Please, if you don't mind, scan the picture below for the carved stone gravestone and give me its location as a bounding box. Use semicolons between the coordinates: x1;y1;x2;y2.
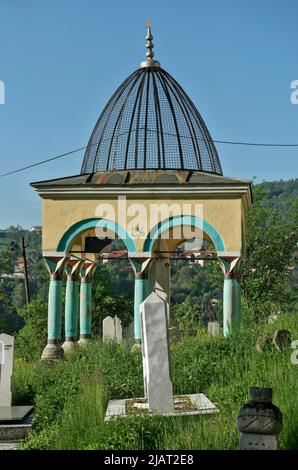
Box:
208;321;220;337
256;336;273;352
0;334;14;407
141;292;174;413
273;329;291;352
237;387;283;450
103;316;122;343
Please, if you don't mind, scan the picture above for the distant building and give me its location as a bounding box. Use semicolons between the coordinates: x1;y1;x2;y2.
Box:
30;225;42;233
15;257;33;274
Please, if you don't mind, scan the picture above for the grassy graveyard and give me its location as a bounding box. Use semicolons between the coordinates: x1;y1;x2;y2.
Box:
12;310;298;450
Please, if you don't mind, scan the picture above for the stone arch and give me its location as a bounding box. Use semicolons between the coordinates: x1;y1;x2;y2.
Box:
57;217;137;253
143;215;225;253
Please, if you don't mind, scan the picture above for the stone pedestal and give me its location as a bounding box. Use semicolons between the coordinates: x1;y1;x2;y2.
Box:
237;387;283;450
41;340;64;360
78;334;92;346
62;338;78;353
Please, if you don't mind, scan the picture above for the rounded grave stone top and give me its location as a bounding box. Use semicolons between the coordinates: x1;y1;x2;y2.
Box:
249;387;273;403
272;329;291;352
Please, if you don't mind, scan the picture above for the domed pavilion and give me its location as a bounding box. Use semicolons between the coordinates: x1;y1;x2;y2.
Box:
31;25;252;359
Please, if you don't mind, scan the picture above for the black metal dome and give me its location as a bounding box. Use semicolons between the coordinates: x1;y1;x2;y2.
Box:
81;33;222;175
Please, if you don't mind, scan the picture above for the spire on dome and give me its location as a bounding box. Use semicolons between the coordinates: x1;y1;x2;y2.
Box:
140;19;160;68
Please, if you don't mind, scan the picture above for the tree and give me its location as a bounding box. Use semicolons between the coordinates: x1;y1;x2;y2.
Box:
241;185;298;322
92;264;133;332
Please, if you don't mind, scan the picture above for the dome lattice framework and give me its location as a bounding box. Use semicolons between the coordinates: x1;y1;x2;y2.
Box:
81;27;222;175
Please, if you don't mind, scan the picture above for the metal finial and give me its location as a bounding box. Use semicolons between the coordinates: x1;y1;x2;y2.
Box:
140;19;160;68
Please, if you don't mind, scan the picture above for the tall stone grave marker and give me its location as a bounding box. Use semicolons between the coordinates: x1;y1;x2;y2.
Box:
0;334;14;407
103;316;122;343
141;292;174;413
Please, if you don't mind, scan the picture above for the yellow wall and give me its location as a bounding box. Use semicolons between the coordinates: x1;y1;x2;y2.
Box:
42;195;244;253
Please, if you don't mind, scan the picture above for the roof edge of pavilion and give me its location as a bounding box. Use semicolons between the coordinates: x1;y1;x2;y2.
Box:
31;170;253;212
30;170;252;188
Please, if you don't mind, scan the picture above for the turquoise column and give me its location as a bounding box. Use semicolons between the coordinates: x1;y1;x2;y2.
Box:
235;279;241;324
79;279;92;339
223;275;241;337
41;269;65;360
134;277;150;340
62;274;80;352
48;275;63;341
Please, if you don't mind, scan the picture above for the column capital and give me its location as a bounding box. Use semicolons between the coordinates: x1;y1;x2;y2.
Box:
129;254;153;279
80;261;98;283
218;255;242;280
65;258;85;281
43;254;69;280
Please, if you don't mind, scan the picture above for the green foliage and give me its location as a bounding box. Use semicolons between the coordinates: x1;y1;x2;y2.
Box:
241;184;298;322
173;300;205;335
171;261;222;326
255;178;298;217
15;312;298;450
92;264;133;329
15;298;48;360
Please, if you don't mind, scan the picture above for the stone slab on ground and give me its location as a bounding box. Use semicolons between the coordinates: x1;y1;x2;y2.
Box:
104;393;219;421
0;409;33;442
0;441;19;450
0;406;34;424
0;422;32;441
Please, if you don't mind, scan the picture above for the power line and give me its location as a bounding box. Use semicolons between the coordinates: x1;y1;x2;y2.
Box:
0;146;86;178
213;140;298;147
0;138;298;179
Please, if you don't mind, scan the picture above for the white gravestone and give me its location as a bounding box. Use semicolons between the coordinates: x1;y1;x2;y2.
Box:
208;321;220;337
124;321;134;340
141;292;174;413
0;334;14;407
103;316;122;343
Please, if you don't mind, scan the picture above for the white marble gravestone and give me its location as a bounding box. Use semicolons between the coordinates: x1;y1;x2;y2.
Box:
208;321;220;337
103;316;122;343
0;334;14;407
141;292;174;413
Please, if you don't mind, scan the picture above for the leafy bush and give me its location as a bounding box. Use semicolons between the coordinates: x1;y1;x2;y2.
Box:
15;298;48;360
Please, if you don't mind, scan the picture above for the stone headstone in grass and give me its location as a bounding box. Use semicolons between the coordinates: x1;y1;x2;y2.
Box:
237;387;283;450
0;334;14;407
102;316;122;343
141;292;174;413
256;336;273;352
124;321;134;340
208;321;221;337
168;326;180;343
272;329;291;352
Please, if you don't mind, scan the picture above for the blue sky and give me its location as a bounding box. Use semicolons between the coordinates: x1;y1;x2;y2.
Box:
0;0;297;228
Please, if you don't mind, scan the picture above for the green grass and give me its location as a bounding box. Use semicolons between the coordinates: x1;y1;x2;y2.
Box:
15;313;298;450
